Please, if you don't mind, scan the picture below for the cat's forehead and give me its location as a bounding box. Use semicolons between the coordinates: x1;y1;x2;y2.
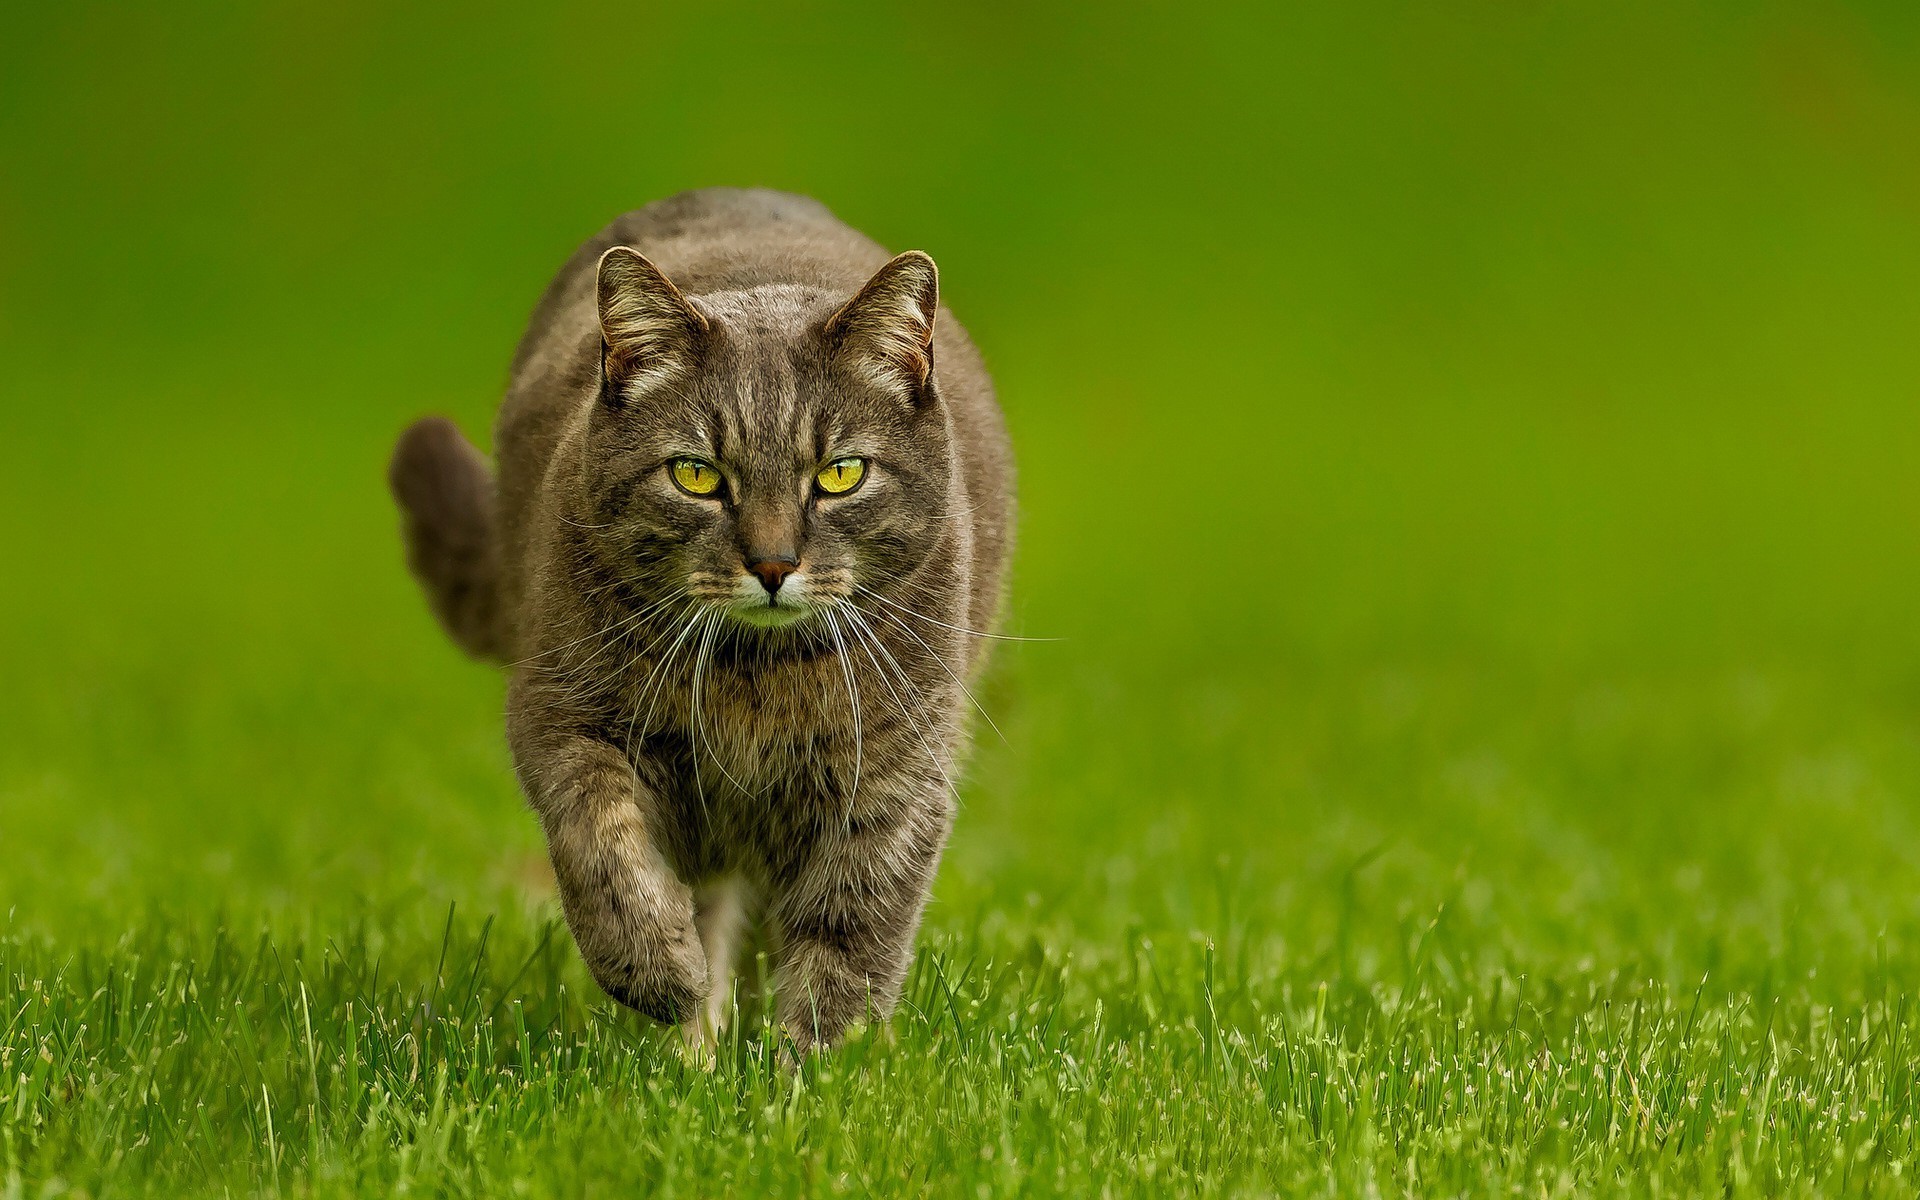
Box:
693;284;859;452
698;283;837;339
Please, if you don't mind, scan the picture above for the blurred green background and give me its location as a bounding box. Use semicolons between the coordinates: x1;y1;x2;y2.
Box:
9;0;1920;979
8;0;1920;963
6;2;1920;1191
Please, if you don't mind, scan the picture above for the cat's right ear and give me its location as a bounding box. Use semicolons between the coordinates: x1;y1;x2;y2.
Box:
596;247;708;404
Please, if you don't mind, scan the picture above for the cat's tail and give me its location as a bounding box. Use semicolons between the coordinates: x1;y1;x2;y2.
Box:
389;417;507;664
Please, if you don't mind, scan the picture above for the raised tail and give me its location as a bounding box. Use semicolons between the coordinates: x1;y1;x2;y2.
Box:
389;416;506;663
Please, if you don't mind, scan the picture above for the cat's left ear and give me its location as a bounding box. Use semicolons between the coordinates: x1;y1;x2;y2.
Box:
826;251;939;397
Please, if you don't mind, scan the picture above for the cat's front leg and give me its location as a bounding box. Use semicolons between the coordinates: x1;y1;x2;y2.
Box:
769;775;953;1053
507;693;708;1023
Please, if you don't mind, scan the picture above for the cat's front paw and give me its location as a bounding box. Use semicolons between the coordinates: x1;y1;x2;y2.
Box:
581;920;710;1023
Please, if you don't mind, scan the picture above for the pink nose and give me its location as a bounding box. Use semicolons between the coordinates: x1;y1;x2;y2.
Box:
746;558;797;596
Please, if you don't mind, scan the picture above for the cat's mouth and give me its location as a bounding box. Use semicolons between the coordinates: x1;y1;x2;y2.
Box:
728;598;812;630
718;565;846;631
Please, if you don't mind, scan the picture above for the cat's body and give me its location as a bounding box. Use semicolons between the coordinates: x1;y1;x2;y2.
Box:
391;189;1013;1052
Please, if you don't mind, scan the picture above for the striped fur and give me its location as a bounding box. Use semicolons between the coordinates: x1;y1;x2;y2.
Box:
391;189;1014;1055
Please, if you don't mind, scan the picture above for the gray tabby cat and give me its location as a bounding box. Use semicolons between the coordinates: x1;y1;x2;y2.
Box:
389;188;1014;1055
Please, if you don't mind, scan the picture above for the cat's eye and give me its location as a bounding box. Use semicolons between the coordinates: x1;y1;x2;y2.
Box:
815;457;867;496
670;458;723;497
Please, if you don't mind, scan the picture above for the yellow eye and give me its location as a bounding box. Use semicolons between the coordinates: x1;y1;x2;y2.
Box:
816;457;867;495
670;458;722;497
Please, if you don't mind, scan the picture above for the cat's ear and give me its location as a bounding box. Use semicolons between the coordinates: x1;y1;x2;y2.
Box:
825;251;939;396
596;246;708;403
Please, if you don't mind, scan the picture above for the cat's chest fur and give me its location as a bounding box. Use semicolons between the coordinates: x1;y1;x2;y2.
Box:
615;647;857;847
658;655;850;789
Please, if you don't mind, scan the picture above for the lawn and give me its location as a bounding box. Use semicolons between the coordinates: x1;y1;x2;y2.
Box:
7;3;1920;1196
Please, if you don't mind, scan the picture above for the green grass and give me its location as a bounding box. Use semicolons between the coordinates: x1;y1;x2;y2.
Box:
8;2;1920;1195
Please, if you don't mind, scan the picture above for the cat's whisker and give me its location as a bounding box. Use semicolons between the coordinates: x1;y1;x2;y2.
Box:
823;607;863;818
683;614;715;819
516;585;686;673
693;610;758;800
838;602;963;808
539;624;656;707
623;598;706;696
853;621;963;811
855;601;1008;748
515;607;644;673
544;605;662;701
541;588;693;706
684;613;714;821
852;583;1058;643
629;603;707;747
618;615;682;739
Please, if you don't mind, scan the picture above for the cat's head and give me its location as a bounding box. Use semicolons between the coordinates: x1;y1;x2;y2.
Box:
573;246;955;633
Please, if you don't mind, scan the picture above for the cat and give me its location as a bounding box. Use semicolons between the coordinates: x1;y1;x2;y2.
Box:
389;188;1014;1055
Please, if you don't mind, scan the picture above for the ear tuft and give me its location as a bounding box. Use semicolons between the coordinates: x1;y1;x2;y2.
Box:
826;251;939;394
596;247;707;402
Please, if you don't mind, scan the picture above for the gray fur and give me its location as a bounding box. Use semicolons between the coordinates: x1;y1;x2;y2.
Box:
391;189;1014;1053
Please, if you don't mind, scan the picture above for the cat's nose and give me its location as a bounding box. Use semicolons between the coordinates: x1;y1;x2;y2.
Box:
746;557;798;596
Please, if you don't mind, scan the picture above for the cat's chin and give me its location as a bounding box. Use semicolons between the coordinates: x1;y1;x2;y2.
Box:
727;603;812;631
